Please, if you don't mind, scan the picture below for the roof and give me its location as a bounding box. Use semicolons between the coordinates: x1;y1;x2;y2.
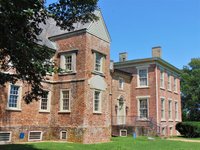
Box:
114;57;181;75
37;10;111;50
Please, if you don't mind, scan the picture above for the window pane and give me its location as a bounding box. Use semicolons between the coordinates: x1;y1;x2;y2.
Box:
9;85;19;108
139;99;148;119
65;55;72;71
62;91;70;111
139;69;147;86
94;91;100;112
95;53;102;72
41;91;48;110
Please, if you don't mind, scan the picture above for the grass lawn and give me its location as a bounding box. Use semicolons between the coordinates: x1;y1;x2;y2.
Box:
1;136;200;150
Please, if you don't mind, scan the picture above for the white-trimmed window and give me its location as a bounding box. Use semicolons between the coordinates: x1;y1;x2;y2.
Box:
168;100;172;120
119;78;124;90
120;129;127;137
167;73;171;91
175;101;178;120
162;127;166;136
161;98;165;120
7;84;21;110
0;132;12;143
137;67;148;87
60;131;67;140
40;91;51;112
174;77;177;92
93;90;102;113
94;52;104;73
28;131;42;141
160;70;165;88
60;89;71;112
60;53;76;73
138;98;148;119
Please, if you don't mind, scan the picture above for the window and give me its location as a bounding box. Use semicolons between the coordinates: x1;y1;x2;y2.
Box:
60;90;70;112
7;84;21;109
138;98;148;119
60;131;67;140
160;70;165;88
175;101;178;120
120;129;127;137
137;68;148;87
60;53;76;73
28;131;42;141
93;90;101;113
119;78;124;89
169;127;173;136
174;78;177;92
40;91;50;112
162;127;166;136
0;132;11;143
161;98;165;120
94;52;104;73
167;74;171;91
168;100;172;120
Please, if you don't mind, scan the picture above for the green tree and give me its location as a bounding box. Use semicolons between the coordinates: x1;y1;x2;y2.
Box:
0;0;98;103
181;58;200;121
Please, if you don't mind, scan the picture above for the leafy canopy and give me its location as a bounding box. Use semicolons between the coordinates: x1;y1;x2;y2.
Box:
181;58;200;121
0;0;98;103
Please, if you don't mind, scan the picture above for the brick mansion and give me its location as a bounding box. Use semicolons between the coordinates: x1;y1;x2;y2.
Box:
0;10;181;144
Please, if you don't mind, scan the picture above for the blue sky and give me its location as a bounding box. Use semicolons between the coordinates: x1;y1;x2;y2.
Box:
46;0;200;69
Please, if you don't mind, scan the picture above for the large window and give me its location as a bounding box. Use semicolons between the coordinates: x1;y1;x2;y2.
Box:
8;85;21;109
138;68;148;87
138;98;148;119
40;91;50;112
174;78;177;92
60;53;76;73
167;74;171;91
94;52;104;73
93;90;101;113
175;101;178;120
168;100;172;120
160;70;165;88
161;98;165;120
60;90;70;112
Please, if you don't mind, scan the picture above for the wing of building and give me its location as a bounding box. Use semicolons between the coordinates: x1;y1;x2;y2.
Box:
0;10;181;144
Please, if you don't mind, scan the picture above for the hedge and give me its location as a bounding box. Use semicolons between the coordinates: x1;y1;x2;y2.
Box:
176;122;200;138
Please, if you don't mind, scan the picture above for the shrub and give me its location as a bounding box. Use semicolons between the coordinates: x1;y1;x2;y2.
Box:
176;122;200;138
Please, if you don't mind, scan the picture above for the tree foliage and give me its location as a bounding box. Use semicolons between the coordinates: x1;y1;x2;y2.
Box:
181;58;200;121
0;0;98;103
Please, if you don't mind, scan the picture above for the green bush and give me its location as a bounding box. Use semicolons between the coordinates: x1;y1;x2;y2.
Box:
176;122;200;138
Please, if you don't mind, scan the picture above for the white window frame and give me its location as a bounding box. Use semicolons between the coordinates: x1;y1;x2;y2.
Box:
60;53;76;73
137;96;150;120
39;91;51;112
119;77;124;90
174;77;178;92
161;97;165;120
94;52;104;73
167;73;171;91
137;67;148;88
7;84;22;111
59;89;71;112
93;90;102;114
160;70;165;89
28;131;43;141
0;131;12;144
168;99;172;120
60;131;67;140
175;101;179;121
119;129;127;137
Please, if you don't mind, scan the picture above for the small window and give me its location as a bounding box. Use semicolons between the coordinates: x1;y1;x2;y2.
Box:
167;74;171;91
60;131;67;140
93;90;101;113
120;129;127;137
28;131;42;141
7;84;21;109
168;100;172;120
137;68;148;87
0;132;11;143
161;98;165;120
138;98;148;119
94;52;104;73
40;91;50;112
119;78;124;89
60;90;70;112
160;70;165;88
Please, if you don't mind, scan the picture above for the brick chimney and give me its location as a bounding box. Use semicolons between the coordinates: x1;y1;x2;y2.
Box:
152;46;162;58
119;52;127;62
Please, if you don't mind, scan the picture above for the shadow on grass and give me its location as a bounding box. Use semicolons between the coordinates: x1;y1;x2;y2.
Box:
0;144;42;150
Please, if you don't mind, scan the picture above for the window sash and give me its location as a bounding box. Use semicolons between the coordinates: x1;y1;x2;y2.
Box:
138;69;148;86
8;85;20;108
175;102;178;119
60;90;70;111
168;101;172;119
40;91;49;110
160;71;164;88
174;78;177;92
95;53;103;72
65;55;72;71
119;78;124;89
161;99;165;119
94;91;101;112
139;99;148;119
168;74;171;90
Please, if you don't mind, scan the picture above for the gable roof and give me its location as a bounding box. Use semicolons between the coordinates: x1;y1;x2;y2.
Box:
37;10;111;50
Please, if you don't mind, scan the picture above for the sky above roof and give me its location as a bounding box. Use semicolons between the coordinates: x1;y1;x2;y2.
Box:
46;0;200;69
